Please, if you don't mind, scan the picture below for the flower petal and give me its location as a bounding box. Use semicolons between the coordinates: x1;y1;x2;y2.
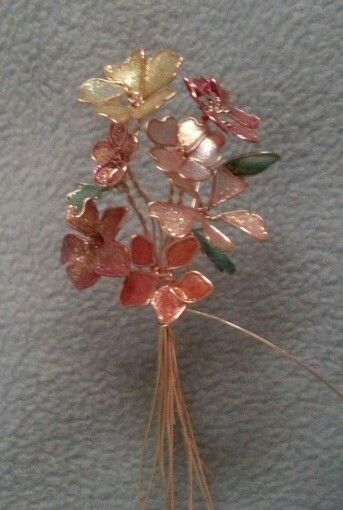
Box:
104;48;145;94
215;210;269;240
168;173;202;201
203;220;234;251
147;116;178;146
179;159;212;181
92;140;114;165
173;271;213;303
144;50;183;98
151;285;186;325
230;107;261;129
79;78;123;104
66;200;99;236
67;260;100;290
61;234;89;264
211;169;248;207
120;270;157;307
95;97;130;123
132;86;176;120
149;202;200;238
99;207;128;241
94;165;126;187
95;241;130;277
131;235;156;266
229;123;259;143
109;122;128;146
190;133;224;167
151;147;184;173
178;117;206;151
166;236;200;269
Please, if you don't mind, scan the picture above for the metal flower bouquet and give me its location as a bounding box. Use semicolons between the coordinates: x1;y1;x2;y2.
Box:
61;49;342;509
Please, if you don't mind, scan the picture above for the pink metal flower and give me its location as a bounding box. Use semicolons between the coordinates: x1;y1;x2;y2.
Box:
61;200;130;289
92;122;138;186
120;234;213;325
184;77;261;142
147;116;225;181
149;197;269;253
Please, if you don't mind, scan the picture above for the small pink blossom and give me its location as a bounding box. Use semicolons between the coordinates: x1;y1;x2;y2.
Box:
184;77;261;142
147;116;225;182
92;122;138;187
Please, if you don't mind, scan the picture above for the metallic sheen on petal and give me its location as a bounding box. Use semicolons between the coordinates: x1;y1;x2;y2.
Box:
190;135;223;167
131;235;156;266
174;271;213;303
79;78;123;104
203;221;234;251
144;50;183;98
151;285;186;325
104;48;145;94
147;116;178;146
131;87;176;119
217;210;269;240
151;147;184;173
149;202;200;237
94;165;126;187
95;242;130;277
99;207;128;241
120;271;157;307
92;140;114;165
211;169;248;207
178;118;206;150
61;234;89;264
166;236;200;269
179;159;211;181
67;260;100;290
95;97;130;123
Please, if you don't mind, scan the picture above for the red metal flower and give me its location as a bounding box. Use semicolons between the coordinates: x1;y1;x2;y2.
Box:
92;122;138;186
61;200;130;289
147;116;225;181
120;234;213;325
184;77;261;142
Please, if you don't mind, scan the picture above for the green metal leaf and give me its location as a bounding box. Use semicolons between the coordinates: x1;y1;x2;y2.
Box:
225;151;280;176
66;183;105;215
193;229;236;275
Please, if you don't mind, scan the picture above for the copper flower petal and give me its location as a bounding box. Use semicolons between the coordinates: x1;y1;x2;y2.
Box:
120;270;157;307
151;147;184;173
216;210;269;240
190;135;223;167
66;200;99;236
166;236;200;269
229;123;259;143
67;259;100;290
149;202;200;237
92;140;114;165
203;220;234;251
99;206;128;241
168;173;201;200
94;165;126;187
173;271;213;303
179;159;212;181
109;122;128;146
131;235;156;266
120;132;138;161
230;107;261;129
178;118;206;151
151;285;186;325
147;116;178;146
95;241;130;277
61;234;89;264
211;169;248;207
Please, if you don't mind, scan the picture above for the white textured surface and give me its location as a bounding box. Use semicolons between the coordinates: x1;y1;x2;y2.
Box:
1;1;342;508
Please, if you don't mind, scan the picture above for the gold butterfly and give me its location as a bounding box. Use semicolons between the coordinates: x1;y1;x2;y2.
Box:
79;49;183;122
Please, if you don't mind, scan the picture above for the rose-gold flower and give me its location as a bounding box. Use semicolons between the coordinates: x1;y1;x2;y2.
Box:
147;116;225;182
61;200;130;289
120;234;213;325
149;197;269;253
92;122;138;187
184;77;261;142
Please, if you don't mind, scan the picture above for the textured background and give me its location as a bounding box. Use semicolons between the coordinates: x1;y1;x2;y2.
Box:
1;1;342;509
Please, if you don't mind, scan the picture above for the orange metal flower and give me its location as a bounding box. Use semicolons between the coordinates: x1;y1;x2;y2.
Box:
61;200;130;289
120;234;213;325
